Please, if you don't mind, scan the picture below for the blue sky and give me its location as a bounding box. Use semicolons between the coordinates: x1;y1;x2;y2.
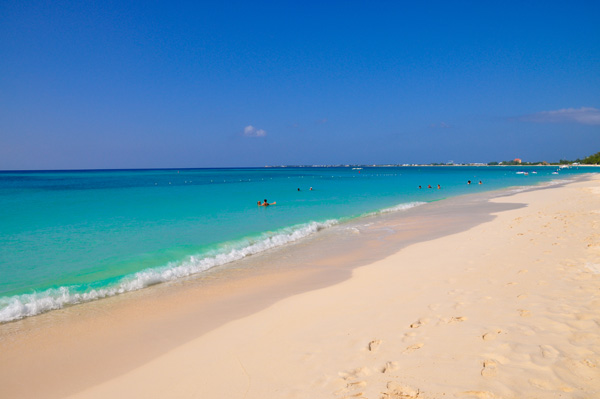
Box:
1;1;599;169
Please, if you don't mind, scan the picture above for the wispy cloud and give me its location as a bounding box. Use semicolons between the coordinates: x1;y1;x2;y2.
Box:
315;118;328;125
519;107;600;125
429;122;450;129
243;125;267;137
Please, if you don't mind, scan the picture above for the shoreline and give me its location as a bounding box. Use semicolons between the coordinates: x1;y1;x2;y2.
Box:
1;175;599;398
0;171;580;324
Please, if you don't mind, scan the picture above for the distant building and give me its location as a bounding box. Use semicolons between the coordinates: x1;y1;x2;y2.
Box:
513;158;522;164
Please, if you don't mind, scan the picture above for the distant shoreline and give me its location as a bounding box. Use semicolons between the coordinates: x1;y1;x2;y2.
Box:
1;164;598;173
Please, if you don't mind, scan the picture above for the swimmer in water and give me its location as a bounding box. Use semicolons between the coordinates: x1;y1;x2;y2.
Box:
260;199;276;206
437;184;441;189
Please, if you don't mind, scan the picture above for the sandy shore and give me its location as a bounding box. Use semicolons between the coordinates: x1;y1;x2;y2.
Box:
2;175;600;398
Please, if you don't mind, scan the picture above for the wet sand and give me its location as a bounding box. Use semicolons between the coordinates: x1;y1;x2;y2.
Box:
1;175;599;398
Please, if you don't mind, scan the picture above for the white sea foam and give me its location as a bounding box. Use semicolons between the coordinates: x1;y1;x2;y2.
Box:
542;179;573;186
508;179;575;195
0;201;427;323
0;219;338;323
366;201;426;216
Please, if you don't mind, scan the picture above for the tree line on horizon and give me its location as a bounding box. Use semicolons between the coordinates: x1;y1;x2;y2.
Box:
487;151;600;166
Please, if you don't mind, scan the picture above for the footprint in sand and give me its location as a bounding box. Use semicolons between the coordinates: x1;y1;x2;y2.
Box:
335;368;370;397
481;360;498;377
448;316;468;324
334;380;367;397
382;382;420;399
517;293;528;300
402;331;417;342
540;345;559;359
410;318;429;329
338;367;371;380
347;380;367;389
368;339;382;352
482;330;502;341
518;309;532;317
569;332;597;346
518;269;528;274
402;343;424;354
381;361;399;374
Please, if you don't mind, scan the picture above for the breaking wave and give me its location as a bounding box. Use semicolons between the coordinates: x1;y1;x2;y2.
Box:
365;201;425;216
0;200;425;323
0;219;338;323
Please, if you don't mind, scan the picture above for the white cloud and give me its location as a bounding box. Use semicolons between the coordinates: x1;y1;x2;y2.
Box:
520;107;600;125
243;125;267;137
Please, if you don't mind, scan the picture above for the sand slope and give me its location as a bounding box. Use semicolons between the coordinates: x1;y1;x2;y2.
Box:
61;176;600;398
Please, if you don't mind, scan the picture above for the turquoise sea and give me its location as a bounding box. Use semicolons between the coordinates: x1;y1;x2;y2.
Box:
0;166;594;322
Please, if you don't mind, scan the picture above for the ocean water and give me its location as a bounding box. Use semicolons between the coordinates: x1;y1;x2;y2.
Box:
0;166;594;322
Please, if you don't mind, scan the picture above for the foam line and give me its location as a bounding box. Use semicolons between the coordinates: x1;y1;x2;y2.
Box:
0;201;423;323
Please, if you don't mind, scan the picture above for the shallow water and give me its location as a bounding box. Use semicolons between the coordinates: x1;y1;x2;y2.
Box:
0;165;594;322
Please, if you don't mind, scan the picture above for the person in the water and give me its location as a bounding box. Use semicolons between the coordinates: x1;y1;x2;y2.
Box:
259;199;276;206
